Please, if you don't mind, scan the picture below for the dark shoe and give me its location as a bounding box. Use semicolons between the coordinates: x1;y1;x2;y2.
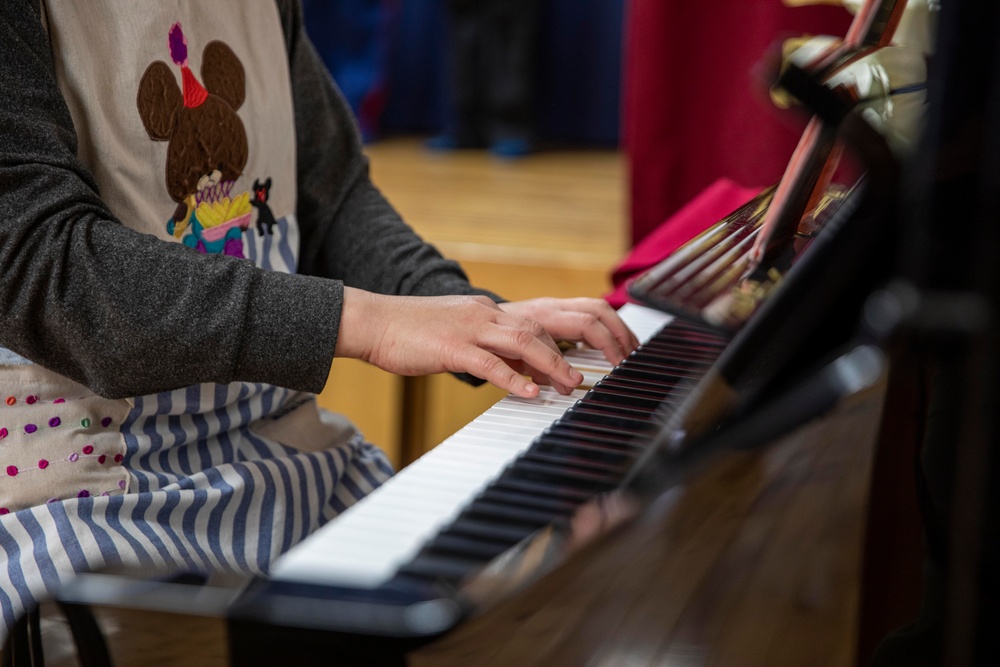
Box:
490;137;533;158
425;134;462;151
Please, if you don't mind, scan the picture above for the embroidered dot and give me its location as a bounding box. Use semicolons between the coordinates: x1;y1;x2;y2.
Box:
118;480;127;489
100;492;110;497
0;508;8;515
24;424;37;434
98;455;107;464
100;417;112;428
114;454;123;463
77;490;90;498
81;418;92;428
54;398;65;404
6;466;17;477
5;397;15;406
25;396;37;405
82;445;94;455
48;417;61;428
38;459;49;470
68;453;79;463
0;428;7;440
46;498;59;504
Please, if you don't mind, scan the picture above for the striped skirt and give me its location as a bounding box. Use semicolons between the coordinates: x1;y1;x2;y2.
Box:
0;380;394;641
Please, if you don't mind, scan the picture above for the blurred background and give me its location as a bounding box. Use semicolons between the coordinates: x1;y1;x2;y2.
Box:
300;0;625;145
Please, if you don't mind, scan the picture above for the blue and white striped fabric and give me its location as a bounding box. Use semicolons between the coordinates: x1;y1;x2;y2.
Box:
0;401;392;632
0;217;394;639
244;216;300;275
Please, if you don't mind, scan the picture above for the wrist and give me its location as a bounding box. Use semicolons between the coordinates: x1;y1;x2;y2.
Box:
335;287;379;362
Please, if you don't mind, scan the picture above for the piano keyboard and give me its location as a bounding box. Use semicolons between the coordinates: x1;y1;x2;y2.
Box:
270;304;728;591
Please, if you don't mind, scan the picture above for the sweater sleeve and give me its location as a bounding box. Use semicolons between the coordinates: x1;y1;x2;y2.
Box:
275;0;502;302
0;1;344;398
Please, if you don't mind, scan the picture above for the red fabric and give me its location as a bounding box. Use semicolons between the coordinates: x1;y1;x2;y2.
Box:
606;178;762;308
623;0;853;245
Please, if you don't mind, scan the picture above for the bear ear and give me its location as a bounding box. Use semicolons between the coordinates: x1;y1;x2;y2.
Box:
202;41;246;111
137;61;182;141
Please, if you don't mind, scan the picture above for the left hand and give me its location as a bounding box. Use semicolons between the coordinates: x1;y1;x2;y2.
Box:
498;297;640;368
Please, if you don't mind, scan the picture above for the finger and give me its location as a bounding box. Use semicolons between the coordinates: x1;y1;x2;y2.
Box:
512;361;574;395
495;311;564;356
464;349;541;398
563;298;640;356
491;314;583;388
541;310;628;366
482;325;584;389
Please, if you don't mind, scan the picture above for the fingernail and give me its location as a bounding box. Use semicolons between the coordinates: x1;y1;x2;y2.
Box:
524;382;539;396
571;369;584;384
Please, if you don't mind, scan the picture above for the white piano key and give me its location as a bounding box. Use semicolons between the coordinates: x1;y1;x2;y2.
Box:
270;305;671;588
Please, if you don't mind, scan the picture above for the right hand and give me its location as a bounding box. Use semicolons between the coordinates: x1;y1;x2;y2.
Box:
335;288;585;398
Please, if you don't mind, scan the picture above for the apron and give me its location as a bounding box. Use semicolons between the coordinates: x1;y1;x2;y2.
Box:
0;0;392;636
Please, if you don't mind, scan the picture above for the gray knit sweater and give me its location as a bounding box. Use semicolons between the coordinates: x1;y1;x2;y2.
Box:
0;0;495;399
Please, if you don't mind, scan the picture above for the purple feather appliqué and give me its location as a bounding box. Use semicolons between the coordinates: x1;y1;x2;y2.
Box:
168;22;188;67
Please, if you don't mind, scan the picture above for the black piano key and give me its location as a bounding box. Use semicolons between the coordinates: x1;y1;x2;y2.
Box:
447;517;542;544
543;423;639;446
620;353;710;372
507;459;620;490
547;418;651;440
562;406;653;431
491;476;593;504
599;373;687;394
534;438;636;462
477;488;580;515
421;534;514;561
575;398;659;419
562;403;650;422
612;365;697;385
585;388;664;410
465;500;567;526
520;450;628;475
639;337;726;354
396;554;484;582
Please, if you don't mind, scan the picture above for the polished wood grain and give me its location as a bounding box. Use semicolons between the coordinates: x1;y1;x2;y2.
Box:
410;385;883;667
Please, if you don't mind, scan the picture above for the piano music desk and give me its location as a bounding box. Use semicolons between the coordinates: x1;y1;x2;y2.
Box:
316;138;629;468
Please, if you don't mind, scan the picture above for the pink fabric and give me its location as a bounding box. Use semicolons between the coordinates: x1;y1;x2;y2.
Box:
622;0;853;246
606;178;763;308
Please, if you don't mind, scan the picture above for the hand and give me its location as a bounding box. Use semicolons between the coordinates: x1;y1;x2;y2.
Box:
335;288;586;398
498;297;640;366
